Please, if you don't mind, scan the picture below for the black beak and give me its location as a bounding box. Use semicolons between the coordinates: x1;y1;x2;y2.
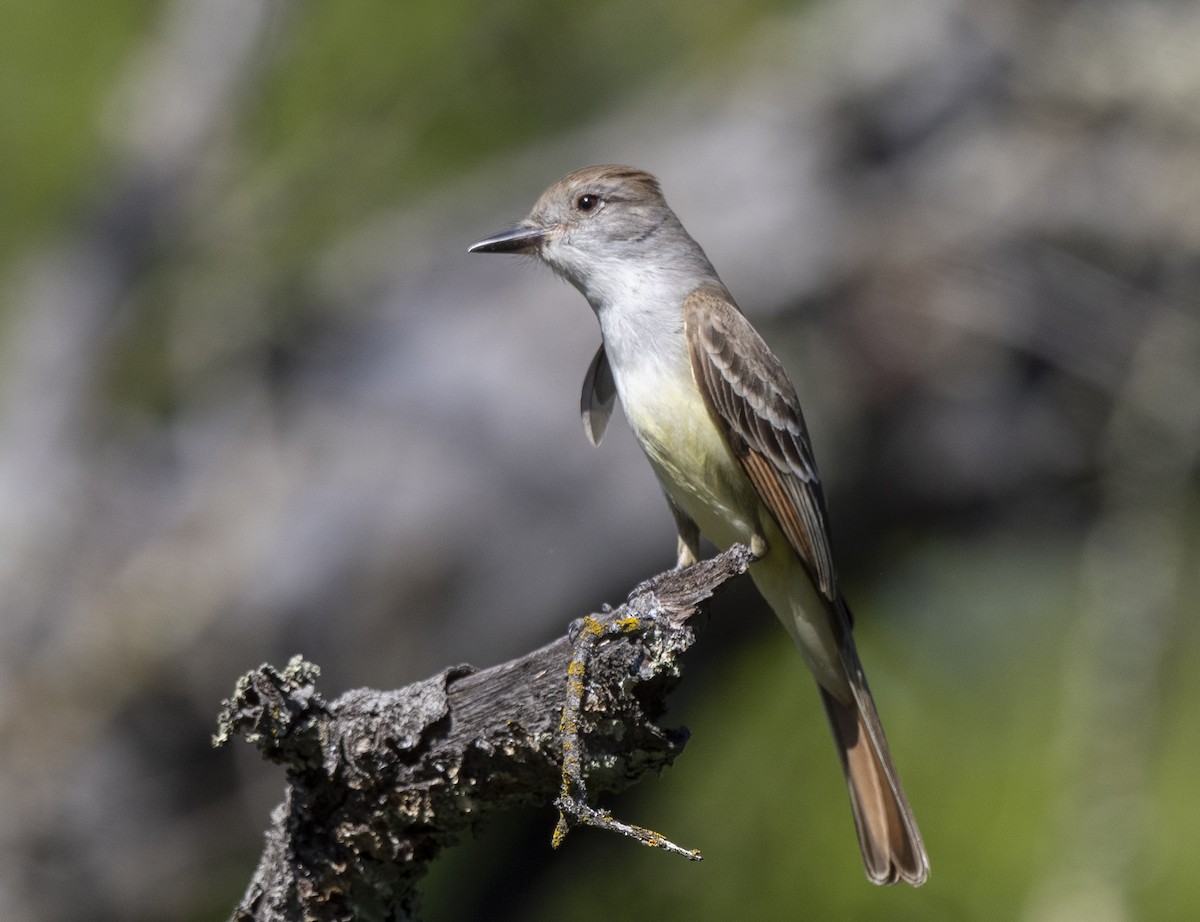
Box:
468;225;547;254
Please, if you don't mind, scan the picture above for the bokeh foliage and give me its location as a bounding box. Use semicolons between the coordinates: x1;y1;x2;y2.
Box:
2;1;1199;920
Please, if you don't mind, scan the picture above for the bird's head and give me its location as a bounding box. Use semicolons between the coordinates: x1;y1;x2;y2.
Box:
470;165;705;298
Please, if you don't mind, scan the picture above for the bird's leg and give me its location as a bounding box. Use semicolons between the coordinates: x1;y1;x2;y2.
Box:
553;610;702;861
665;495;702;569
675;535;699;569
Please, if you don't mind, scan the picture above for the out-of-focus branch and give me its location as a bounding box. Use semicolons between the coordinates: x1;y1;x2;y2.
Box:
216;544;754;922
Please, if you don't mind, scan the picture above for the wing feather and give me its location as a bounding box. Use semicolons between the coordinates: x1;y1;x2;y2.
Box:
684;285;838;599
580;344;617;446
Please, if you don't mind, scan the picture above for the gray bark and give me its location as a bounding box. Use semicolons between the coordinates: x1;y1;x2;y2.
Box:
216;545;754;921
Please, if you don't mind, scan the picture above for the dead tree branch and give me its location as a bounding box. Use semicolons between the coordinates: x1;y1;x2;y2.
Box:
215;544;754;921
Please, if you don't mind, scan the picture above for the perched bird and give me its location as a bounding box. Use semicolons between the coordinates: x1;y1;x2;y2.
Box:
470;165;928;886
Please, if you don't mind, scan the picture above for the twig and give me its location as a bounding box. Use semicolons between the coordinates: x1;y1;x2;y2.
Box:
553;612;702;860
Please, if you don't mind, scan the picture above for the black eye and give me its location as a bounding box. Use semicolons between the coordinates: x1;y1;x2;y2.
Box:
576;194;599;212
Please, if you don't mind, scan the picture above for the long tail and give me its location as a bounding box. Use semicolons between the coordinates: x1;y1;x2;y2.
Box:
818;639;929;886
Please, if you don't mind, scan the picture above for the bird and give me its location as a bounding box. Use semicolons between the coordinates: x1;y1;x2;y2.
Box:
469;164;928;886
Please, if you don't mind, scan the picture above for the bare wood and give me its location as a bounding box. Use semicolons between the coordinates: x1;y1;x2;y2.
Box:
216;544;754;922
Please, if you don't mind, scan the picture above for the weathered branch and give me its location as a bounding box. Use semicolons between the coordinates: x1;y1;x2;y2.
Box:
216;544;754;922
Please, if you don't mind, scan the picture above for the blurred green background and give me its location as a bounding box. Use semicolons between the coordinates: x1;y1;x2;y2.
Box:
2;1;1198;920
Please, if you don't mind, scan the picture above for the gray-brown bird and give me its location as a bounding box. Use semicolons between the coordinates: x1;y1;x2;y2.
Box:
470;165;929;886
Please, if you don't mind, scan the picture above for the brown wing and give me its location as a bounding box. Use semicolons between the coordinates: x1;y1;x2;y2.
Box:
684;284;838;599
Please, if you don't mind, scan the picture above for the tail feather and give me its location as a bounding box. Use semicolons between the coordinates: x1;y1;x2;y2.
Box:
820;672;931;883
818;652;929;886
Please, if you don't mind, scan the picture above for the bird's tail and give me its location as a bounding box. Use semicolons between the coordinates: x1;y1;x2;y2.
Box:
818;640;929;886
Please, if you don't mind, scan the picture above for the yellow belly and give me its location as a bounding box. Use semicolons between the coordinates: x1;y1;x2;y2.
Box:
622;370;849;696
623;372;758;548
